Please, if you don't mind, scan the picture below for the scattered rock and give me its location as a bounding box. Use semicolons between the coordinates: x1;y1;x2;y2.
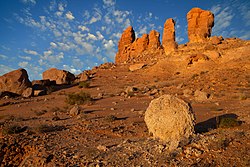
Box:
144;95;195;150
22;87;33;98
210;36;223;45
162;18;178;54
129;63;146;72
42;68;75;85
69;105;81;116
183;89;193;97
194;90;210;102
34;90;46;96
187;7;214;43
0;68;32;95
188;53;209;65
203;50;221;60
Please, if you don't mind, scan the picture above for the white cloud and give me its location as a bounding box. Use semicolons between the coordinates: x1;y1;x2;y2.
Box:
96;31;104;40
53;30;62;37
87;33;98;41
211;5;221;15
21;0;36;5
19;56;32;60
0;54;8;60
176;36;184;43
44;50;53;57
103;0;115;7
55;11;63;17
65;11;75;20
212;6;234;35
58;3;65;12
50;42;57;48
24;49;38;55
0;65;14;75
78;25;89;32
62;64;82;74
89;8;102;24
18;61;29;68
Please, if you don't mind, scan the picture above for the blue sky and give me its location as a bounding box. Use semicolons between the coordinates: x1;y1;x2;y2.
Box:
0;0;249;80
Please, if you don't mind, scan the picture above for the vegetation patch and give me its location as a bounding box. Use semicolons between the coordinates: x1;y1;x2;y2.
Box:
217;117;240;128
78;81;90;88
2;125;25;135
66;91;92;105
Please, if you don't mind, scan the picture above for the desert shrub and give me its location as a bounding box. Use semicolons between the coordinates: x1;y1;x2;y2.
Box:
34;110;47;116
104;115;117;122
66;91;92;105
37;125;66;133
2;125;24;134
217;117;240;128
78;81;90;88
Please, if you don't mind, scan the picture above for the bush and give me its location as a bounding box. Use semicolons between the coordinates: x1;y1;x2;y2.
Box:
217;117;240;128
78;81;90;88
2;125;24;135
66;91;92;105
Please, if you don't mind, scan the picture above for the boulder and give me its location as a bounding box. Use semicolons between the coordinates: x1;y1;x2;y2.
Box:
203;50;221;60
148;30;161;49
210;36;223;45
34;90;46;96
144;95;195;150
0;68;32;95
69;105;81;116
42;68;75;85
187;8;214;43
22;87;33;98
162;18;177;54
187;53;209;65
129;63;146;72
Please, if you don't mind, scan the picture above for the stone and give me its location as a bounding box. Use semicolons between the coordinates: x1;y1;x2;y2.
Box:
22;87;33;98
188;53;209;65
187;8;214;43
162;18;178;54
210;36;223;45
34;90;46;96
76;72;89;82
203;50;221;60
42;68;75;85
194;90;210;102
115;26;136;63
69;105;80;116
129;63;146;72
144;95;195;150
148;30;161;49
32;79;52;87
183;89;193;97
0;68;32;95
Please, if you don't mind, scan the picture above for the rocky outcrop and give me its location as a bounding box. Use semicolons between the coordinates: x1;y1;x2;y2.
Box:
115;27;162;64
115;26;136;63
0;68;32;95
144;95;195;150
187;7;214;43
42;68;75;85
148;30;161;49
162;18;177;54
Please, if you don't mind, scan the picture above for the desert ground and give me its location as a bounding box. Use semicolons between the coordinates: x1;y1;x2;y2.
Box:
0;37;250;166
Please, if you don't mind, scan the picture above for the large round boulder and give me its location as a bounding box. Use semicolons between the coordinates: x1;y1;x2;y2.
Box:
144;95;195;150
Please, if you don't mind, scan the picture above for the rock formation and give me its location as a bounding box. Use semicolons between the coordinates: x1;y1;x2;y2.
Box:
42;68;75;85
115;26;136;63
144;95;195;150
0;68;32;95
187;7;214;43
162;18;177;54
148;30;161;49
115;27;162;64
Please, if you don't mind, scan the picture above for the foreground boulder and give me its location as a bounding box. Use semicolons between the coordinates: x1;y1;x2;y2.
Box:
144;95;195;150
42;68;75;85
0;68;32;95
187;7;214;43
